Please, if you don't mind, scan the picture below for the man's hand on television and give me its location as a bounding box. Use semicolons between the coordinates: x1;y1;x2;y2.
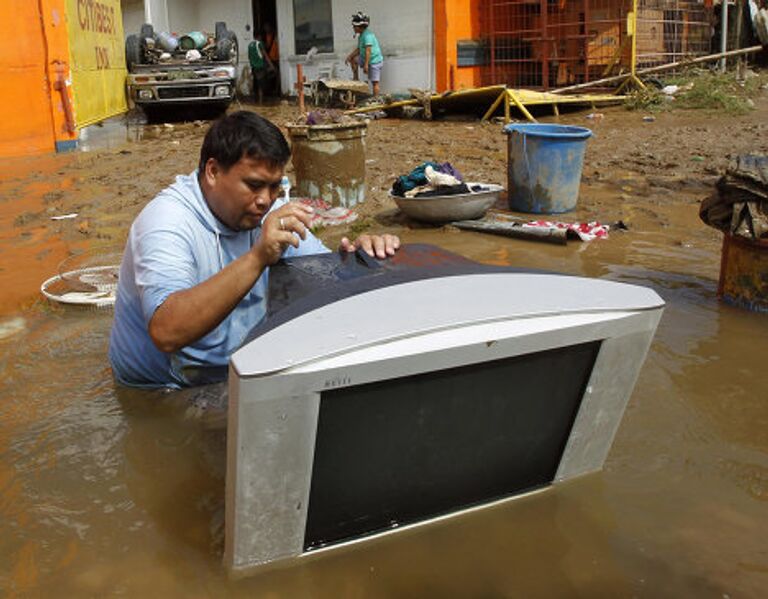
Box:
340;234;400;259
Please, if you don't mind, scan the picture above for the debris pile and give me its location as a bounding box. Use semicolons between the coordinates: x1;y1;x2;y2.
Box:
293;109;358;126
699;154;768;240
309;79;370;109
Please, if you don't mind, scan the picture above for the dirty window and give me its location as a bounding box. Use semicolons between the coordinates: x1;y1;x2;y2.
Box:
293;0;334;55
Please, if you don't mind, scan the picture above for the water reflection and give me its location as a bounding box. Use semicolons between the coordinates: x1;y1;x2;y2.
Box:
75;110;212;153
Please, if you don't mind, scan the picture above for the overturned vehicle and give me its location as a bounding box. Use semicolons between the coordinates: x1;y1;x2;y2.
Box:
125;22;238;118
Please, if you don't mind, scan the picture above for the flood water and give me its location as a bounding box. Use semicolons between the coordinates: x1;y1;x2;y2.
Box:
1;210;766;597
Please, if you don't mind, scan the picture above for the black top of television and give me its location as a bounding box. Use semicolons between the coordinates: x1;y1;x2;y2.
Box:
246;243;554;344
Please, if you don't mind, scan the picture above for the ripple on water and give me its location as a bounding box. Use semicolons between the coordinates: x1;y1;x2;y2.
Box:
1;307;227;595
0;317;26;341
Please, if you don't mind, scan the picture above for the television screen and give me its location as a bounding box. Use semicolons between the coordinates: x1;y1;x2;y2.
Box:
305;340;601;549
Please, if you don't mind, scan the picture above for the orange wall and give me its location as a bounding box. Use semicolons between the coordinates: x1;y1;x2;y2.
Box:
434;0;482;92
0;0;76;157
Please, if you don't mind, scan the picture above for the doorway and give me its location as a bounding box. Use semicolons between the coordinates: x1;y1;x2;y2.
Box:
251;0;280;95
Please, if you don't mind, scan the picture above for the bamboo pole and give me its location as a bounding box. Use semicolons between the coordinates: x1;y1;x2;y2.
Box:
350;98;420;114
551;45;764;94
296;64;305;113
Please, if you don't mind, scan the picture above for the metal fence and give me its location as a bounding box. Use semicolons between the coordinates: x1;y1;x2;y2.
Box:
479;0;714;90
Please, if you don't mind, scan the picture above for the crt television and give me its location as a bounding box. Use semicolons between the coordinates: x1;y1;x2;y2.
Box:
225;244;664;576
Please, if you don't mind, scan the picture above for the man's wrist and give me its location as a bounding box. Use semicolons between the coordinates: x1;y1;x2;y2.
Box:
245;246;268;277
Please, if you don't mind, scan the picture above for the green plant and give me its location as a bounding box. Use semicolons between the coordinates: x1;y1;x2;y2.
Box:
666;69;767;113
624;86;667;112
624;68;768;114
674;72;751;113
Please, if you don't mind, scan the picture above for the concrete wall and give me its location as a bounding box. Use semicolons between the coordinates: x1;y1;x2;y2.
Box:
198;0;253;85
433;0;481;91
1;0;77;155
143;0;169;32
121;0;145;36
166;0;198;35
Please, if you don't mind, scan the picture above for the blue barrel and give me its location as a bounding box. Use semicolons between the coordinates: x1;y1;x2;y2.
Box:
504;123;593;213
156;31;179;52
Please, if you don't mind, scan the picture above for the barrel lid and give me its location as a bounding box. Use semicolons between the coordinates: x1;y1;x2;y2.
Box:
504;123;593;139
285;121;368;133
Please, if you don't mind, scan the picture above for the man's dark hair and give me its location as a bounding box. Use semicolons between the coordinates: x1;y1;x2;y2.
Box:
198;111;291;174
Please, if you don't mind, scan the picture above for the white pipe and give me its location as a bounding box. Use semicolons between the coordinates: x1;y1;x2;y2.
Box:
428;0;434;90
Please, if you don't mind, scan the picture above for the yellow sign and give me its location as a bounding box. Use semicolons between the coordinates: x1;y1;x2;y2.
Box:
66;0;127;127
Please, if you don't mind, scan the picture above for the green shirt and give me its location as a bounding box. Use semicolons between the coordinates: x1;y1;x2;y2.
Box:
248;40;266;69
358;29;383;65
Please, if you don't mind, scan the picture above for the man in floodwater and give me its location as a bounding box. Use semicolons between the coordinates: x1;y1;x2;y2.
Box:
109;110;399;388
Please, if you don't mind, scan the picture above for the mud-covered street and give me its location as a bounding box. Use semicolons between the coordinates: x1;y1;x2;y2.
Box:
3;100;768;315
1;99;768;596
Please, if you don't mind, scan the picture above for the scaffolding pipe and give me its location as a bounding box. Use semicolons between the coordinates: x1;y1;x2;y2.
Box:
721;0;730;72
630;0;638;78
551;45;765;94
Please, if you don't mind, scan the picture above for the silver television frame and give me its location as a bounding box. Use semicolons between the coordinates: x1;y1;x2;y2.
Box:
225;272;664;576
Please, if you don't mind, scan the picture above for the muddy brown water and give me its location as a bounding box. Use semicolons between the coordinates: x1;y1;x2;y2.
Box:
1;104;768;596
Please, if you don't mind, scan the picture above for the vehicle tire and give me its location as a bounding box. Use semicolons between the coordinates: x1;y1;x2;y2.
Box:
205;102;230;120
215;22;228;40
141;105;162;123
642;77;664;90
215;35;238;64
140;23;154;40
126;34;142;69
229;34;239;64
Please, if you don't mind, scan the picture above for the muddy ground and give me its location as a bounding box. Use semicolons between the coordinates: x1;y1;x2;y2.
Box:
1;92;768;317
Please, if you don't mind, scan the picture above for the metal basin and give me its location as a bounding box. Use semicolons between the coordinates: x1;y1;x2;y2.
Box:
391;183;503;223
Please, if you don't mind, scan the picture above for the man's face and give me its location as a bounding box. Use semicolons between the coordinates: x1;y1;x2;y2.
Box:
201;155;284;231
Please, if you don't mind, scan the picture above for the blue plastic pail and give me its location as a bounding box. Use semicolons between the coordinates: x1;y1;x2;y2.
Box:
504;123;593;214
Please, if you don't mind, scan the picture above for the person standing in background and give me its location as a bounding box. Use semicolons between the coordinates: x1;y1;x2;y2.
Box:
345;12;383;96
247;33;274;104
262;22;280;96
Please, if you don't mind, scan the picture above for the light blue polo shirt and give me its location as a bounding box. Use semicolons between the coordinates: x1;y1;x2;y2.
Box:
108;171;329;388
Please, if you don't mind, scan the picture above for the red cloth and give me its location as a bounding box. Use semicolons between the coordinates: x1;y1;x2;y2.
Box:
297;198;358;227
522;220;609;241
